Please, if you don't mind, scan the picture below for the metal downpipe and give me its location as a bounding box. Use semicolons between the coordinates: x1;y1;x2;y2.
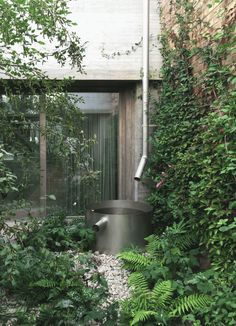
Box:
134;0;149;186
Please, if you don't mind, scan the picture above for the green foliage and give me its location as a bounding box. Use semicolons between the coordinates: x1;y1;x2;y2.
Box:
11;213;95;251
119;221;199;284
130;311;158;326
0;0;84;78
0;146;18;198
117;251;152;271
120;270;210;325
148;0;236;271
145;0;236;324
0;214;118;325
119;223;212;325
189;269;236;326
171;294;210;316
151;280;172;308
128;272;149;296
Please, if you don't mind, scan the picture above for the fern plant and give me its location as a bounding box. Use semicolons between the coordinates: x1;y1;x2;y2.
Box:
118;222;212;325
118;221;199;282
120;272;211;325
117;251;153;272
0;214;118;325
171;294;211;316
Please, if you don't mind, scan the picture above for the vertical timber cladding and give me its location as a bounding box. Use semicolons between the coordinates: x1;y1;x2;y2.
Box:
118;87;136;200
118;82;157;201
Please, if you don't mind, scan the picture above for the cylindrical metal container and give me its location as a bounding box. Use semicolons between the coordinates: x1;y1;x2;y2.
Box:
86;200;153;254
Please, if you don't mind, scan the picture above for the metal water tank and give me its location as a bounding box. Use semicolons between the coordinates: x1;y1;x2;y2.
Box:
86;200;153;254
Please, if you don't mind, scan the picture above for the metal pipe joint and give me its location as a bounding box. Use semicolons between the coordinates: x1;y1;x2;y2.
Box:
93;216;108;232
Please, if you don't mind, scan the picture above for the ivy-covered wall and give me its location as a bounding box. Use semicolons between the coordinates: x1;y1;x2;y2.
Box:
161;0;236;74
148;0;236;271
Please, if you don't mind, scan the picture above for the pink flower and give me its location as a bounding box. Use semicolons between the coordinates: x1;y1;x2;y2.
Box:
156;179;165;189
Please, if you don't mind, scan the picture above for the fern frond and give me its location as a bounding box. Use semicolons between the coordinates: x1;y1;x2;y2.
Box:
117;251;152;271
166;221;196;250
145;234;162;255
128;272;149;294
120;298;131;315
172;233;195;250
166;220;188;235
151;280;173;308
130;310;157;326
62;278;83;289
31;279;57;288
128;273;150;310
171;294;212;316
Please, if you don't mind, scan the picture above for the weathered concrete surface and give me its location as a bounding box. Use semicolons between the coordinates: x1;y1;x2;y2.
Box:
41;0;162;80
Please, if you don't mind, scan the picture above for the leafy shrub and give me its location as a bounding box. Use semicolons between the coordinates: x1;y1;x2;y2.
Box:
145;1;236;324
147;0;236;271
118;223;212;325
121;274;210;326
0;146;18;199
187;269;236;326
0;213;118;325
13;213;95;251
118;221;199;283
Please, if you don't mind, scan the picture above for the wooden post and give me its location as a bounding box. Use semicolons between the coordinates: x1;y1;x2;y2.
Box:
118;89;135;200
40;111;47;216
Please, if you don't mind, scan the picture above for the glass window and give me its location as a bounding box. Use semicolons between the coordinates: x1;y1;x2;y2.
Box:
49;93;119;213
1;93;119;215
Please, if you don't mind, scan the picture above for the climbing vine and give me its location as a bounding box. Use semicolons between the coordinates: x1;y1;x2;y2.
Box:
148;0;236;276
142;1;236;324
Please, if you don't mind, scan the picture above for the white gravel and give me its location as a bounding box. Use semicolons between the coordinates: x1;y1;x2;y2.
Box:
92;252;130;304
74;251;130;325
73;251;130;304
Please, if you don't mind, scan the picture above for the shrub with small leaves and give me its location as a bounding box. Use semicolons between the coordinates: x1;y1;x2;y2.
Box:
0;213;118;325
145;0;236;324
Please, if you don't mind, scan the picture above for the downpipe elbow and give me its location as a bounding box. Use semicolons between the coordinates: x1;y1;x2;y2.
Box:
134;156;147;181
93;216;108;232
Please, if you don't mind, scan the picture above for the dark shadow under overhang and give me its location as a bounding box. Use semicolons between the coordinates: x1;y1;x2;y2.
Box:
0;79;140;94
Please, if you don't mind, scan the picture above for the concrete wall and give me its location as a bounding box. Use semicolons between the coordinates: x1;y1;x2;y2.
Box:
42;0;162;80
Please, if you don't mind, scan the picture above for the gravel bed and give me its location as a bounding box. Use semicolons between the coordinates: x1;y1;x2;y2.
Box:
92;252;130;304
0;238;130;326
74;251;130;325
74;251;130;304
